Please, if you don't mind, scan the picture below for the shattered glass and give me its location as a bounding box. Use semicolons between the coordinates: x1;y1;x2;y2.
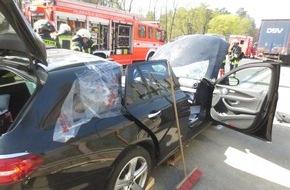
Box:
172;60;209;80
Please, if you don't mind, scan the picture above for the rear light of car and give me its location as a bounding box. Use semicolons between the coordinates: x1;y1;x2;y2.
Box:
0;153;43;184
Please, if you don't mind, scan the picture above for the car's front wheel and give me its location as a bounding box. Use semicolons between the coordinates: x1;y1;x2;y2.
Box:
106;146;151;190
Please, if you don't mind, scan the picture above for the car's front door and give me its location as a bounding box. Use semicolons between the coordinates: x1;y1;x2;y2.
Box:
210;62;280;141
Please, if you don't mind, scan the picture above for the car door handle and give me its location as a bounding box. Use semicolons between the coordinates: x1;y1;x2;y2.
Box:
227;100;240;105
222;98;257;114
223;98;240;107
148;110;161;119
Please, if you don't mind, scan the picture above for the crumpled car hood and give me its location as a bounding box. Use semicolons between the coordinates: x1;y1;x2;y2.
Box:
151;34;229;80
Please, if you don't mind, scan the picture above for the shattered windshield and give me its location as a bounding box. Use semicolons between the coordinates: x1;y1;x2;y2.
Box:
172;60;209;80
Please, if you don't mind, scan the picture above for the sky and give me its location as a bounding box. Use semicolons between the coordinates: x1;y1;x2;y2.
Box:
131;0;290;27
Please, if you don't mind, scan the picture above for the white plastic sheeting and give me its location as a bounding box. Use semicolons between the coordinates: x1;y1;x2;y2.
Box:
53;61;122;142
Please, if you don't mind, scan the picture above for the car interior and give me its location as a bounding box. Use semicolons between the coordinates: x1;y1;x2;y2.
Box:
0;69;36;135
211;66;271;129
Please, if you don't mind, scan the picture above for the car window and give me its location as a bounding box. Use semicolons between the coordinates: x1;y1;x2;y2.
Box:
0;69;36;131
234;67;271;91
53;62;123;142
138;25;146;38
125;61;172;105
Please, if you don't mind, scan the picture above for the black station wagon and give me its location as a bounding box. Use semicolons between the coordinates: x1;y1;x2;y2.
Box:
0;1;280;189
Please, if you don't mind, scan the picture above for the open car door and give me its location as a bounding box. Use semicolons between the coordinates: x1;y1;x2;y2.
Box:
210;62;280;141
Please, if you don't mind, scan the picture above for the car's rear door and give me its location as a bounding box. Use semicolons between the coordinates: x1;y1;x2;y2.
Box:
210;62;280;141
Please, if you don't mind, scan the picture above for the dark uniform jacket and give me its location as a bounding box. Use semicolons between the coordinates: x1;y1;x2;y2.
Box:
39;33;60;48
57;32;72;49
71;35;97;54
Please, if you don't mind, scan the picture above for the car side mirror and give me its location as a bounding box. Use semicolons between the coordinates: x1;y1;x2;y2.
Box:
228;77;239;86
220;76;239;86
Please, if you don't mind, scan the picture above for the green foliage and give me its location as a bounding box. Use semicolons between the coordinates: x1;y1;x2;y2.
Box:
157;4;256;42
159;4;215;41
236;8;247;17
218;7;231;15
207;14;255;39
146;11;156;21
208;15;238;37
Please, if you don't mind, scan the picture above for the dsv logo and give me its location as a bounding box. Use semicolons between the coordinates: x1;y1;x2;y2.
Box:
266;28;284;33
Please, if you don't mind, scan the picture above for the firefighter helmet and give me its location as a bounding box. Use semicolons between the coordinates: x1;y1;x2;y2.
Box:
232;39;239;45
58;23;71;35
77;28;91;39
34;19;56;33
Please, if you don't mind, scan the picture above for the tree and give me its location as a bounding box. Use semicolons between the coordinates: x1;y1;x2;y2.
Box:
218;7;231;15
236;8;247;18
238;17;253;34
207;14;255;39
127;0;134;12
191;4;213;34
159;4;214;41
171;8;194;36
144;0;159;21
168;0;179;41
159;10;173;42
207;14;240;38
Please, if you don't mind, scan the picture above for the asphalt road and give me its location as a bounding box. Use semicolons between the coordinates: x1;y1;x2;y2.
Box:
150;59;290;190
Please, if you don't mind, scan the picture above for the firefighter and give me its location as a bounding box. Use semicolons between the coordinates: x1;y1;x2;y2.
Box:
250;42;257;58
71;28;97;54
229;39;242;71
57;23;72;49
34;19;60;48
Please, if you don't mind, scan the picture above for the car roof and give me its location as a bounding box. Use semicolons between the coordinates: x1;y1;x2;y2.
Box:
44;49;111;72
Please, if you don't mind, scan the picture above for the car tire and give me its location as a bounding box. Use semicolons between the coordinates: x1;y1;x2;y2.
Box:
105;146;151;190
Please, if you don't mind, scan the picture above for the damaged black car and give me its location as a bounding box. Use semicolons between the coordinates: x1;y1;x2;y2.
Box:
0;1;280;189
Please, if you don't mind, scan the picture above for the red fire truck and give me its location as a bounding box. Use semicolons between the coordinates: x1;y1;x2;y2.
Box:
228;35;253;57
22;0;165;65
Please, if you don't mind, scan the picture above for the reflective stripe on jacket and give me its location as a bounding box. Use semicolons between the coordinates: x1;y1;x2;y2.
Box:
58;35;72;49
39;33;60;48
72;43;97;54
43;39;58;47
